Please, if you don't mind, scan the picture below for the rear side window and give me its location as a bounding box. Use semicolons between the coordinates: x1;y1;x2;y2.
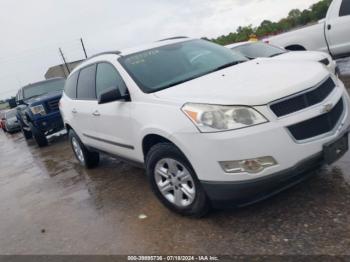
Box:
64;72;78;99
96;63;128;99
340;0;350;16
77;64;97;100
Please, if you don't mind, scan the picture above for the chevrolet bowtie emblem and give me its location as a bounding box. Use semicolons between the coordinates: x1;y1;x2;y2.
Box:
323;103;333;113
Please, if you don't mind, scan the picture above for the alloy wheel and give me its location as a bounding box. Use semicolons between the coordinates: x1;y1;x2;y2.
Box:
154;158;196;207
72;137;85;164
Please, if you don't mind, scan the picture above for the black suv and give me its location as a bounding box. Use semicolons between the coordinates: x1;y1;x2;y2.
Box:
16;78;66;147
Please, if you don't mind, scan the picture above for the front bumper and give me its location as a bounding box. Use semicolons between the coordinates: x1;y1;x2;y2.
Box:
33;112;64;135
201;151;325;208
202;128;349;208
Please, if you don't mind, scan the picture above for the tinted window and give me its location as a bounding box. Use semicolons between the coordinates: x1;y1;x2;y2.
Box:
232;42;286;59
119;39;248;93
23;79;65;99
96;63;127;98
64;72;79;99
340;0;350;16
77;65;97;100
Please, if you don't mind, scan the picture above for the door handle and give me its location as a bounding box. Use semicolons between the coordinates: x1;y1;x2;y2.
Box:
72;108;77;114
92;110;100;116
327;24;331;30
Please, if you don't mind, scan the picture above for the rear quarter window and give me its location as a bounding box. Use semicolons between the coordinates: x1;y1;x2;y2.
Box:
64;72;79;99
76;65;97;100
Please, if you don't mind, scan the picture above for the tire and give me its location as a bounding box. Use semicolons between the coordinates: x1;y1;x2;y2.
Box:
69;129;100;169
29;123;48;147
145;143;210;217
21;126;32;140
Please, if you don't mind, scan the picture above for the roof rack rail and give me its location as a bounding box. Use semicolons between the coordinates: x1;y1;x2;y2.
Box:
87;50;121;60
158;36;189;42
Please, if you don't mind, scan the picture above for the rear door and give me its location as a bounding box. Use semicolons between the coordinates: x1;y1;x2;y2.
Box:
92;62;134;159
326;0;350;56
74;64;101;148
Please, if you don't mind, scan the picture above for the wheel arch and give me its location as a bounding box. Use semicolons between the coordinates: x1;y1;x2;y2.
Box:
142;133;175;159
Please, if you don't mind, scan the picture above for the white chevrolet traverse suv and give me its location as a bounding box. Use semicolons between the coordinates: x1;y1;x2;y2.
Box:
60;37;350;217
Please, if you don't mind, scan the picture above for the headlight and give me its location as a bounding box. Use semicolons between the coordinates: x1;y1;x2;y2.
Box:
30;105;46;116
182;103;268;132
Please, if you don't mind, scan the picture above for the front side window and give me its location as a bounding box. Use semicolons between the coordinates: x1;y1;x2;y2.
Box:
340;0;350;16
64;72;79;99
77;64;97;100
23;79;65;99
96;63;127;99
119;39;248;93
231;42;286;59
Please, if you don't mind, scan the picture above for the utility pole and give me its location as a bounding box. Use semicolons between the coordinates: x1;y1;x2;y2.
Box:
80;38;88;59
59;48;70;76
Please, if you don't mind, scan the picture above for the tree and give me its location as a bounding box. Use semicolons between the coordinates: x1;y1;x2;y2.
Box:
211;0;332;45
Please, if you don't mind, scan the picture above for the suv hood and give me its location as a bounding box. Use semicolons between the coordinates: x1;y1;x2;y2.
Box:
154;59;329;105
24;90;63;106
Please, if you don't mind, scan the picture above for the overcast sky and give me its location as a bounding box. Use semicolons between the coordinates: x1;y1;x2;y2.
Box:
0;0;319;99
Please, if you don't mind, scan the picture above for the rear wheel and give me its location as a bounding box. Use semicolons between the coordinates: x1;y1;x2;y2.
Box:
29;123;48;147
145;143;210;217
69;129;100;168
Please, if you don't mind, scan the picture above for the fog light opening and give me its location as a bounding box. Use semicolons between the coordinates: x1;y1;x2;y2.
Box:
220;156;277;174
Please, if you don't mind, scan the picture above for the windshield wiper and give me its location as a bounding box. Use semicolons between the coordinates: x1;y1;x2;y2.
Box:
211;60;246;72
159;73;208;90
269;53;285;58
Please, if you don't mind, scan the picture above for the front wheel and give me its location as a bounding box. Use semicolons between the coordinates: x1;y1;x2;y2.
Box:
145;143;210;217
69;129;100;169
28;123;48;147
21;126;32;140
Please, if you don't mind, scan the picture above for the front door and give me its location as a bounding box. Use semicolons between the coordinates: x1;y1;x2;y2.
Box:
92;62;135;159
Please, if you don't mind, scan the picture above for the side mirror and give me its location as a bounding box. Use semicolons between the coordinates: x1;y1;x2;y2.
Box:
98;87;129;104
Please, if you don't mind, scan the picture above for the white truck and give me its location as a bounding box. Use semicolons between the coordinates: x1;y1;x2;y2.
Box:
268;0;350;58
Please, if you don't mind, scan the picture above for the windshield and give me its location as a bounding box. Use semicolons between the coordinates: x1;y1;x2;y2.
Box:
231;42;286;59
119;39;248;93
5;109;17;119
23;79;65;99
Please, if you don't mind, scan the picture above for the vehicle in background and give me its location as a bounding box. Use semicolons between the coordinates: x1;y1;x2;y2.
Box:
0;110;8;132
60;38;350;217
266;0;350;58
3;109;20;133
226;41;338;75
16;78;66;147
